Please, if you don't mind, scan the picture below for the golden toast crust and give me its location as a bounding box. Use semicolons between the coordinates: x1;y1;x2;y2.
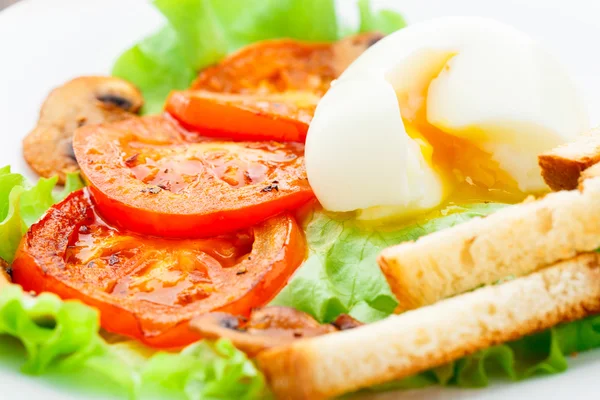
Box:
258;254;600;400
378;177;600;312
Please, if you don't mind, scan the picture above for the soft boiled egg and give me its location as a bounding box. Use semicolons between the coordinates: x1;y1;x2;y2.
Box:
305;17;589;220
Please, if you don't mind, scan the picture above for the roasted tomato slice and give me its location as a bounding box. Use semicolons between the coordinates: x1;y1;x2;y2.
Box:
165;90;318;142
72;116;314;238
12;189;306;348
192;33;384;95
171;33;383;143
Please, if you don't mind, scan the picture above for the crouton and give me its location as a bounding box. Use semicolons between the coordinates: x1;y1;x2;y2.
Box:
538;128;600;191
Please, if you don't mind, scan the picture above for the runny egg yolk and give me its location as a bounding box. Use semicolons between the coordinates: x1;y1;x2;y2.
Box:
305;17;590;222
397;51;528;211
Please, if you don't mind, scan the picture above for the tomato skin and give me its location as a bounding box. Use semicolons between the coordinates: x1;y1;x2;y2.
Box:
87;183;313;240
73;116;314;238
166;90;313;143
12;189;306;348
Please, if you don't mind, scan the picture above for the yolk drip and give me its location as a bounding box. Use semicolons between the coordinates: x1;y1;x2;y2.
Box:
396;51;528;210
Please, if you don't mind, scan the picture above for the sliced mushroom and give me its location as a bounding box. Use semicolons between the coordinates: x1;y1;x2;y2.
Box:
330;313;364;330
23;76;143;184
191;306;363;357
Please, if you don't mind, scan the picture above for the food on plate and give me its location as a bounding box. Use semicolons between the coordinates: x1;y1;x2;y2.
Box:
166;90;318;142
11;189;305;347
539;127;600;190
22;76;143;184
4;0;600;398
73;115;314;238
379;176;600;311
305;17;588;220
258;253;600;400
191;307;362;356
192;33;384;96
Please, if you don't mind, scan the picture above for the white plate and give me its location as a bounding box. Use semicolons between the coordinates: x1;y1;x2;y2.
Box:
1;0;599;398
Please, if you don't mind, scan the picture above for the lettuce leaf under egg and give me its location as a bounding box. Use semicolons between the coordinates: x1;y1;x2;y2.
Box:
272;202;507;322
112;0;407;114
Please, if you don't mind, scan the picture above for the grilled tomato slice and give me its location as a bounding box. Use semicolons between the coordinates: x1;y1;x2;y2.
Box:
72;116;314;238
12;189;305;348
192;33;384;95
174;33;383;142
165;90;317;142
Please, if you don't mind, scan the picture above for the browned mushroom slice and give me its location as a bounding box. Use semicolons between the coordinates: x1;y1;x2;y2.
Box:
23;76;143;184
330;314;364;330
191;307;363;357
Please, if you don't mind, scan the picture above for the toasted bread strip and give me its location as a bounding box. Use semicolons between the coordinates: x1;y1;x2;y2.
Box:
538;128;600;191
258;254;600;400
378;177;600;312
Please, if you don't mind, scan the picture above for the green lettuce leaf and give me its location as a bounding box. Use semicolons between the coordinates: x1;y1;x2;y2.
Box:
112;0;406;114
0;167;84;263
272;203;507;323
153;0;339;69
0;284;266;399
112;26;197;115
55;172;86;202
358;0;407;34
